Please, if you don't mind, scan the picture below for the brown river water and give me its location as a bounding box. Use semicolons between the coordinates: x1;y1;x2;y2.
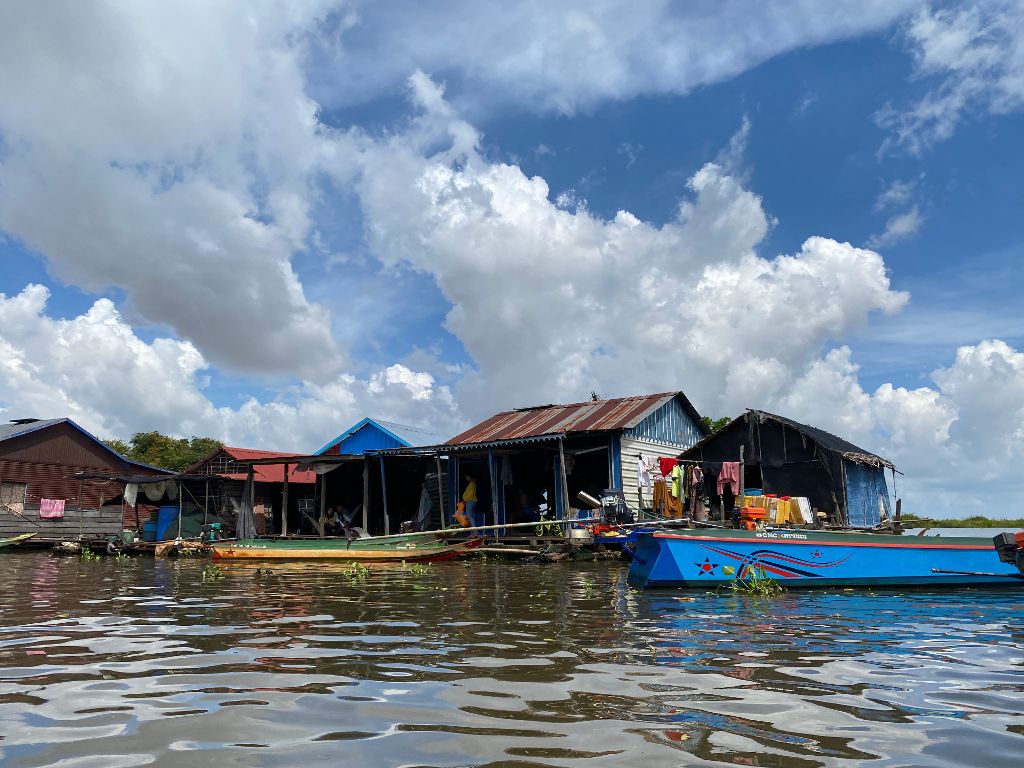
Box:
1;551;1022;767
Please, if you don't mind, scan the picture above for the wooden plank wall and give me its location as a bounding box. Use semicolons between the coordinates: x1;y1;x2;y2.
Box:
0;506;124;538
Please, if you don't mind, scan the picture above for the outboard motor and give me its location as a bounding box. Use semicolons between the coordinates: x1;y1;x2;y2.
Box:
600;488;633;525
993;531;1024;574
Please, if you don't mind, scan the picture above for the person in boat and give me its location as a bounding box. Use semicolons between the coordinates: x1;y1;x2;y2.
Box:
463;474;480;527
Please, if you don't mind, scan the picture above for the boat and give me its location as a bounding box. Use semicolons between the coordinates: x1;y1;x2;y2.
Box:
211;532;483;562
0;532;36;550
628;527;1024;588
994;531;1024;575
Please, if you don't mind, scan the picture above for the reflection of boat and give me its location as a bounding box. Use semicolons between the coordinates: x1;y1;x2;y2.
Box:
628;528;1024;588
994;531;1024;576
0;533;36;550
211;532;482;562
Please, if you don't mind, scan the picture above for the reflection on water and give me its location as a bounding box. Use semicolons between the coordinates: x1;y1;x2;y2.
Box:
0;552;1022;767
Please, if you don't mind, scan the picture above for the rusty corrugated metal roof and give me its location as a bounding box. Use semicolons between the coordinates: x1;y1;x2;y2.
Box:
447;391;686;446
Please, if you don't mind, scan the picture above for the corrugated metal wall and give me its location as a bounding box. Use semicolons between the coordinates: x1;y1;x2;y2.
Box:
623;396;703;447
619;436;691;513
618;398;704;513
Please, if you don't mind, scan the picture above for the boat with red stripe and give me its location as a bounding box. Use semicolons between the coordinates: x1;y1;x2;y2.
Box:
628;527;1024;589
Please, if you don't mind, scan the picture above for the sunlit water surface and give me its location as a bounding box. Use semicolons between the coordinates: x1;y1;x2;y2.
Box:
0;552;1021;767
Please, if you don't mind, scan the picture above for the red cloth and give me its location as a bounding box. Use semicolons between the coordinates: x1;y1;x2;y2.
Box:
658;457;678;477
717;462;740;495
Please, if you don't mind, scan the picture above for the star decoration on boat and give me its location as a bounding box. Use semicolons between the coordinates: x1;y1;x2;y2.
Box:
695;557;719;575
811;550;823;558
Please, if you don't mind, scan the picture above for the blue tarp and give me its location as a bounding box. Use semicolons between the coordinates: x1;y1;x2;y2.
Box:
843;461;892;527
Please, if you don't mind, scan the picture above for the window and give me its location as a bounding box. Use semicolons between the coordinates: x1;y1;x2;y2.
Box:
0;481;28;515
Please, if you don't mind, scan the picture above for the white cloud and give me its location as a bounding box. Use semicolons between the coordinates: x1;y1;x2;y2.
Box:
0;285;463;450
0;2;342;378
880;1;1024;152
313;1;917;115
868;206;924;248
352;88;907;423
769;340;1024;517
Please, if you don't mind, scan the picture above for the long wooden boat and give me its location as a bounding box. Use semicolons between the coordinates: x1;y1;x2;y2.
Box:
628;527;1024;588
0;533;36;550
211;532;482;562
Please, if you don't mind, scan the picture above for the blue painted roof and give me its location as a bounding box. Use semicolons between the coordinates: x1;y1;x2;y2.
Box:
316;417;447;455
0;417;172;473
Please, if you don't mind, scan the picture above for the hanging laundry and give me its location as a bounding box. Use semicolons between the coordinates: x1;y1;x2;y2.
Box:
718;462;740;496
670;464;683;499
658;457;678;478
124;483;138;508
637;454;652;488
39;499;65;519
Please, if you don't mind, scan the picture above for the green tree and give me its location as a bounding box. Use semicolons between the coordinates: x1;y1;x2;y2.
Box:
103;432;223;472
701;415;733;433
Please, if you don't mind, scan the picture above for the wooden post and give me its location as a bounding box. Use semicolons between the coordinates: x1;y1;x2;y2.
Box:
558;438;569;520
281;463;289;537
435;455;446;528
318;469;327;539
362;457;370;532
738;444;745;525
488;448;498;540
204;479;209;526
177;481;183;539
78;478;84;538
380;457;390;536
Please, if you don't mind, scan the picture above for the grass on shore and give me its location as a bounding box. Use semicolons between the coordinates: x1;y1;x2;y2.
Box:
900;515;1024;528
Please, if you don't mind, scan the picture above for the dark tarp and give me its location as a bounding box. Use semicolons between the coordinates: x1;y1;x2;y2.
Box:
680;410;894;526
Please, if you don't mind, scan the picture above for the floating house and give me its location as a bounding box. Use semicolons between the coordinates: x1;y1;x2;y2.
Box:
678;409;895;527
441;392;708;528
317;417;446;455
185;447;316;536
0;417;170;540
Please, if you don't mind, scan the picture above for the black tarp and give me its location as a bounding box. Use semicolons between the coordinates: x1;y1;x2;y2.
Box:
679;410;894;525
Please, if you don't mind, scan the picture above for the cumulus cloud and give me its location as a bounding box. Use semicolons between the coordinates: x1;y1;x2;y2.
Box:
769;340;1024;517
313;0;917;115
880;0;1024;152
353;86;908;422
0;2;342;378
0;285;462;450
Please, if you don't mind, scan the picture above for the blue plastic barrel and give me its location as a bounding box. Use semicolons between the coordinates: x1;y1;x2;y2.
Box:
156;505;179;541
142;521;158;542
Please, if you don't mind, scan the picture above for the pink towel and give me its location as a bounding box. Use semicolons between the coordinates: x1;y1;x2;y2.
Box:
717;462;740;496
39;498;65;519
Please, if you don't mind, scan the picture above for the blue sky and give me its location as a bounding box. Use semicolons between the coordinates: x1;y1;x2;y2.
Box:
1;1;1022;516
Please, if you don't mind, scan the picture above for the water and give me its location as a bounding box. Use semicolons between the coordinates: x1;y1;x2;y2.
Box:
0;552;1022;767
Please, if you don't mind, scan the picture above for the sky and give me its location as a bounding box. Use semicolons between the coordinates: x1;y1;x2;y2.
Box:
1;1;1023;518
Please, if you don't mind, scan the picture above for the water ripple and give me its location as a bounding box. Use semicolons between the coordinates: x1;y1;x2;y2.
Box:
0;553;1021;766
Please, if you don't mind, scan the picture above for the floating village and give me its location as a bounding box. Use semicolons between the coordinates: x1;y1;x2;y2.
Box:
1;392;1022;587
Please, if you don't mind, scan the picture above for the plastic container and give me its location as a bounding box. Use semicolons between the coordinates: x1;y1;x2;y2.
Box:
156;505;179;541
743;488;763;497
142;521;158;542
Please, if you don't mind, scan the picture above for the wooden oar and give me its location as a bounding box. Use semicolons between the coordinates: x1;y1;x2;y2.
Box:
931;568;1023;579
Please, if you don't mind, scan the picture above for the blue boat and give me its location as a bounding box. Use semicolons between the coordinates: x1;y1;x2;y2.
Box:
628;527;1024;588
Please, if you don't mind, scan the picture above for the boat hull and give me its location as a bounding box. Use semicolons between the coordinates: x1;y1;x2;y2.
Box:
0;533;36;549
211;534;481;562
628;528;1024;589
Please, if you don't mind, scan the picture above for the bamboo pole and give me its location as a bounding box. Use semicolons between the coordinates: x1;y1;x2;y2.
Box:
177;480;183;539
558;438;569;519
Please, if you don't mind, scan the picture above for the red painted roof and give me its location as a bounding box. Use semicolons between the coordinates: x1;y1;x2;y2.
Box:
208;447;316;484
447;392;694;445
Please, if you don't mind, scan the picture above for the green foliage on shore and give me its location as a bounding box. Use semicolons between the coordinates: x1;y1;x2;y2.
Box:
901;515;1024;528
701;416;732;433
103;432;223;472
